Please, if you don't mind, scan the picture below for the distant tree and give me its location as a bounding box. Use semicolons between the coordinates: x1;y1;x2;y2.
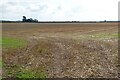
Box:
104;20;106;22
22;16;38;22
34;19;38;22
27;19;31;22
22;16;26;22
30;18;33;22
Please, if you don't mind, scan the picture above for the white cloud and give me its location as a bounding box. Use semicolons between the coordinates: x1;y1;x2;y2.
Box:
0;0;119;21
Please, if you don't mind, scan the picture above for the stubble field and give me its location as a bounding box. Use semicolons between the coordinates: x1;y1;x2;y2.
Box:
2;22;118;78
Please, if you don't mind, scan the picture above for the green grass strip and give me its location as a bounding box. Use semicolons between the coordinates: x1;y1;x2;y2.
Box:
1;37;27;49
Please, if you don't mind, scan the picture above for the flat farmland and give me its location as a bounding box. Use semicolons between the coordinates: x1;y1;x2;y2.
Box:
2;22;118;78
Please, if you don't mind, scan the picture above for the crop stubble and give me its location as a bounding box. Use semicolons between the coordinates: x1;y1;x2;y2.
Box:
2;22;118;78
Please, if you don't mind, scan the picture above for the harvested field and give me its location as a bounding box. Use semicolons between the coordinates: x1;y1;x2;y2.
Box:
2;22;118;78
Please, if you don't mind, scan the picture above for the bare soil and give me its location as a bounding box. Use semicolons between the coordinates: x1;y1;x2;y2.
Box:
2;22;118;78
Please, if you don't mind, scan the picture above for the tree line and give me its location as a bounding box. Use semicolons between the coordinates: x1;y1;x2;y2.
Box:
22;16;38;22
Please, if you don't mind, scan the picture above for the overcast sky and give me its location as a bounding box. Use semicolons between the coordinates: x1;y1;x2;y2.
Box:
0;0;119;21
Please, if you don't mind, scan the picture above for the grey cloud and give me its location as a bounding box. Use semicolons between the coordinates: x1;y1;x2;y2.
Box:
1;1;20;13
49;5;62;15
28;9;39;12
57;6;62;10
7;1;17;5
27;5;48;12
39;5;48;11
2;5;10;13
72;5;83;13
